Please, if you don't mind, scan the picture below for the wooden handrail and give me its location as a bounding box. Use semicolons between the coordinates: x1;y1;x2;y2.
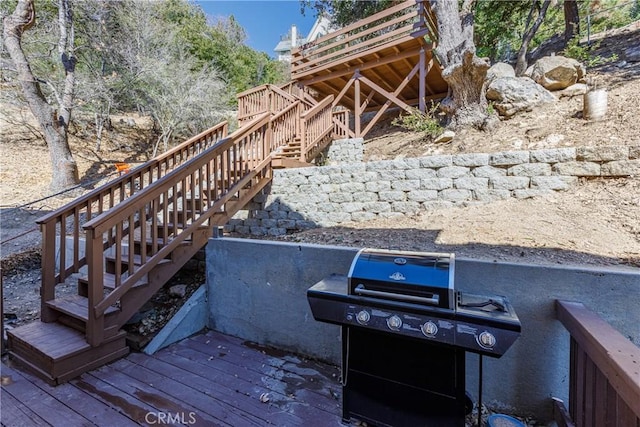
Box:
83;113;269;234
556;300;640;423
237;84;299;123
36;121;229;226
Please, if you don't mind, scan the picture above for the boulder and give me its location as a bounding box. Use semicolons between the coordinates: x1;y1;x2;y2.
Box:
486;77;556;118
530;55;586;90
434;130;455;143
558;83;588;98
486;62;515;85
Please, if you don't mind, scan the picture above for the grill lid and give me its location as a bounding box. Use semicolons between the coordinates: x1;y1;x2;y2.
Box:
348;248;455;310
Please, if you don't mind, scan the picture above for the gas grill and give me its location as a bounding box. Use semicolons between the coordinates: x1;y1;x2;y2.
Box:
307;248;521;427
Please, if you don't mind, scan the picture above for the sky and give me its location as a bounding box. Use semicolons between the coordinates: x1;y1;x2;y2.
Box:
196;1;318;57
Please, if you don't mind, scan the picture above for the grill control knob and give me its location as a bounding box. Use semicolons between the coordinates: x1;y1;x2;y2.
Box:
421;321;438;338
478;331;496;349
387;315;402;331
356;310;370;325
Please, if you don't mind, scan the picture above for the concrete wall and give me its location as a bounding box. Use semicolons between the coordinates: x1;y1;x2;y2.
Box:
206;237;640;421
225;143;640;236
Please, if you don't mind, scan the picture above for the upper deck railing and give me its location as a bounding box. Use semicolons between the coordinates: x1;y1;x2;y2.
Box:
290;0;437;79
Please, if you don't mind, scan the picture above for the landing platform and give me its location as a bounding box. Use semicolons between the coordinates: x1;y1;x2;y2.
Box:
1;329;343;426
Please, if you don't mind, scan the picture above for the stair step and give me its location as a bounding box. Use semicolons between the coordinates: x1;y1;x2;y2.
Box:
7;321;128;385
106;253;172;271
78;273;149;292
46;295;119;323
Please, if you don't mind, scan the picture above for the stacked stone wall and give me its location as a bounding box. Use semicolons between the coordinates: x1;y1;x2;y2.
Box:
227;140;640;236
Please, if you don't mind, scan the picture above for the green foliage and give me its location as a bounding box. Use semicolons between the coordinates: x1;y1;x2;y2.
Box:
486;101;496;116
474;0;636;63
2;0;288;151
300;0;393;27
392;107;442;138
588;0;639;34
561;38;618;67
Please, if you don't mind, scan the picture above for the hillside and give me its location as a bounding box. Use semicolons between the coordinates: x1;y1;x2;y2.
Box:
276;24;640;267
1;25;639;330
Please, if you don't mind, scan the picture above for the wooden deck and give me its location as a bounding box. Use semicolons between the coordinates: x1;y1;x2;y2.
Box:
1;329;343;426
290;0;448;138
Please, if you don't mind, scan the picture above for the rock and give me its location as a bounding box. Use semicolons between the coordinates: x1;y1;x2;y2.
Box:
486;62;515;85
169;284;187;298
434;130;455;143
486;77;556;117
558;83;588;98
625;46;640;62
523;64;534;78
530;55;586;90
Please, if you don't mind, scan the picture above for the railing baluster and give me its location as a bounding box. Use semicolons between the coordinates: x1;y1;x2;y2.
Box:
140;206;147;264
73;207;80;271
115;223;122;287
128;214;135;277
59;213;67;282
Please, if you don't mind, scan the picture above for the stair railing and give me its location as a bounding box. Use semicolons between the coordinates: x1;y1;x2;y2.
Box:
270;100;302;151
36;121;228;321
332;109;355;139
300;95;335;162
290;0;422;79
237;84;298;124
81;113;273;346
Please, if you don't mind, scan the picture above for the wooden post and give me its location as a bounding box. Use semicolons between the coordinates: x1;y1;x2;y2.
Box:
86;228;105;346
40;221;58;322
419;47;426;112
355;70;361;137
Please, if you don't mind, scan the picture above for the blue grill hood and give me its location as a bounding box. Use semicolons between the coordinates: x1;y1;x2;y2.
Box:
347;249;455;310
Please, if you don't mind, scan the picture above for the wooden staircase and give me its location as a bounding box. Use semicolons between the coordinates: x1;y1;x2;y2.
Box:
7;88;338;384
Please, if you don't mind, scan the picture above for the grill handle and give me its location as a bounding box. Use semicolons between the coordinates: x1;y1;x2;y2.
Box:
354;284;440;306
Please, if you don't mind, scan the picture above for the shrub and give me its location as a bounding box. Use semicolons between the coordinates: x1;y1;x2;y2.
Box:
392;105;442;138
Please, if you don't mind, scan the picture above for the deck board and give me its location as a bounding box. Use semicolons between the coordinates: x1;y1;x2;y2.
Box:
2;329;343;426
4;363;136;427
126;352;307;426
0;385;49;426
0;364;94;426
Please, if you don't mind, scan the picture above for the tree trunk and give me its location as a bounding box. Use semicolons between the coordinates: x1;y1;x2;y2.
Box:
564;0;580;42
431;0;490;129
3;0;79;191
515;0;551;76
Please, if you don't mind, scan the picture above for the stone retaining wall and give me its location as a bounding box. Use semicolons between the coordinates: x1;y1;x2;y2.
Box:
227;141;640;236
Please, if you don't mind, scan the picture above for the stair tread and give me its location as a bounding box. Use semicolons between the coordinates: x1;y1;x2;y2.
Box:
46;295;119;321
78;273;148;290
105;253;174;266
7;322;90;359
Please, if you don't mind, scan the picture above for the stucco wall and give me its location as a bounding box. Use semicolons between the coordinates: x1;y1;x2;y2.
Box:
206;237;640;421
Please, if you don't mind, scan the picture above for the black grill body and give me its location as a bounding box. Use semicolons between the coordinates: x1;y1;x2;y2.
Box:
307;249;521;427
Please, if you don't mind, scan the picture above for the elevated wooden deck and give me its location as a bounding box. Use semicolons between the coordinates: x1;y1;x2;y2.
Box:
290;0;448;137
1;329;342;426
